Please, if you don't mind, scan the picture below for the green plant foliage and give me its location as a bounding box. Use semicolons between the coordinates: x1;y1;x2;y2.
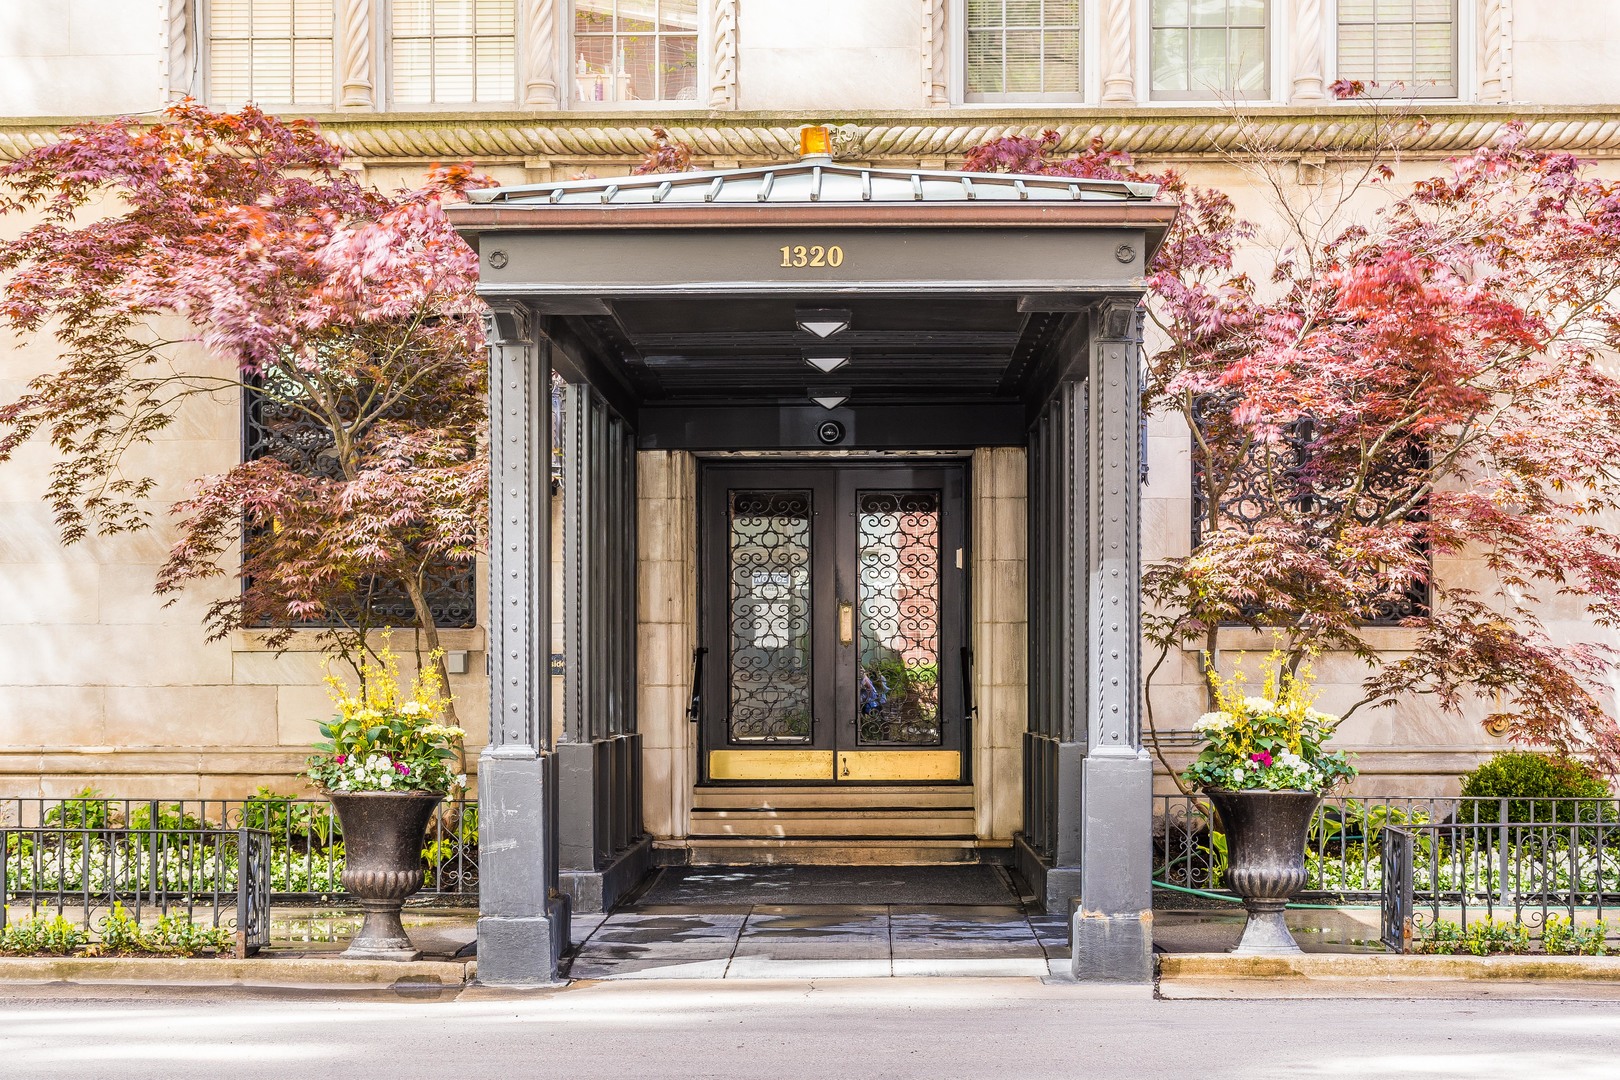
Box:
143;913;234;955
41;787;112;829
240;787;341;846
94;903;145;954
1411;920;1467;954
127;802;204;831
1540;915;1612;956
0;915;89;955
1458;752;1613;824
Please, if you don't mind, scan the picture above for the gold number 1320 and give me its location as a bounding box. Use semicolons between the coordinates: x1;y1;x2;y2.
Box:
779;244;845;268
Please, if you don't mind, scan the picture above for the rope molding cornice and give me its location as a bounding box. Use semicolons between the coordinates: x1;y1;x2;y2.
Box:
6;107;1620;163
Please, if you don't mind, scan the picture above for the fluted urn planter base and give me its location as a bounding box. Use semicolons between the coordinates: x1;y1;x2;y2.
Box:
327;791;443;962
1205;789;1322;957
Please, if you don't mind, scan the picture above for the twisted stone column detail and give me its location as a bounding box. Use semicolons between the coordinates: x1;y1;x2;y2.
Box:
1481;0;1511;103
925;0;949;107
167;0;195;101
708;0;738;110
338;0;375;108
524;0;560;107
1290;0;1326;102
1100;0;1134;103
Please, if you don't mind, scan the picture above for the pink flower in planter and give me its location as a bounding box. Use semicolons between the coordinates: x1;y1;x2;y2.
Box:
1250;751;1273;767
335;754;347;764
397;763;411;775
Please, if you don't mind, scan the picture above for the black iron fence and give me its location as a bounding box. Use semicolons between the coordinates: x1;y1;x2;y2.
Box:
1379;821;1620;953
1154;794;1620;900
0;797;478;902
1;826;271;956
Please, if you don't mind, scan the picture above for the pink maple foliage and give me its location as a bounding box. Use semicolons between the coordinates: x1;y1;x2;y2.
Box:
0;103;491;714
964;123;1620;772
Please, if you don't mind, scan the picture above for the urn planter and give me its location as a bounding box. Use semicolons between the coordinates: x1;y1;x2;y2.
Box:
327;790;443;961
1205;788;1322;956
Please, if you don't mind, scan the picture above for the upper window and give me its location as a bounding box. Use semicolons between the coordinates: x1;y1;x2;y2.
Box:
1337;0;1457;99
965;0;1083;102
1149;0;1269;101
391;0;518;106
572;0;699;104
208;0;336;108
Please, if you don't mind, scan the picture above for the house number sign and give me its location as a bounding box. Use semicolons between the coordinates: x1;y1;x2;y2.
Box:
778;244;845;268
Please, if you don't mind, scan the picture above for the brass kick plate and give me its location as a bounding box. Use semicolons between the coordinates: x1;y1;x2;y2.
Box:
837;751;960;782
709;750;834;781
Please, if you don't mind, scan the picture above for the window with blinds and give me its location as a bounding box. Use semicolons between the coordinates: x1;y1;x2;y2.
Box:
1149;0;1269;101
209;0;336;108
392;0;518;105
1337;0;1457;98
965;0;1083;101
573;0;699;103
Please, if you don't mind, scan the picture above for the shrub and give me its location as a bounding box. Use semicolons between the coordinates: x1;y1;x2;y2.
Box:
127;802;204;832
1541;915;1612;956
0;915;89;955
1458;752;1613;824
41;787;112;829
95;903;145;955
1412;920;1467;954
143;914;234;956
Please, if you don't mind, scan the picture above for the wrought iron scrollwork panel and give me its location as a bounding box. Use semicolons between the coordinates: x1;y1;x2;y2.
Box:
242;378;476;628
1189;393;1430;626
856;491;942;746
727;491;813;742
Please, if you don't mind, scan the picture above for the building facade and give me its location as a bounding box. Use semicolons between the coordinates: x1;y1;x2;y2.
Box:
3;0;1619;980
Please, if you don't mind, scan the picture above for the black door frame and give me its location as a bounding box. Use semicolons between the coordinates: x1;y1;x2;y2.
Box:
698;459;970;785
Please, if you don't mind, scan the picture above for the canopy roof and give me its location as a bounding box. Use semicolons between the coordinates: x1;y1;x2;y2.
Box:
469;156;1161;209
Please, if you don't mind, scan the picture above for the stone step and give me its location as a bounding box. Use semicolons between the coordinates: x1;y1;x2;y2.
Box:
692;785;976;811
669;838;1004;866
689;807;975;839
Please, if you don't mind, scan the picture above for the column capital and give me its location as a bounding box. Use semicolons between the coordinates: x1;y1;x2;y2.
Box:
484;302;534;347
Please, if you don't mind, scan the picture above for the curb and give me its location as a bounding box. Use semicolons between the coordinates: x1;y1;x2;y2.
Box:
0;956;476;990
1158;952;1620;981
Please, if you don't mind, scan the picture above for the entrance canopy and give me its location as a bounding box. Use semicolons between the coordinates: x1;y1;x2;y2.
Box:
450;156;1174;450
452;154;1174;987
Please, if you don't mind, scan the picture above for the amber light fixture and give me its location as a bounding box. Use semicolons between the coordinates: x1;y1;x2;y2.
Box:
799;124;832;157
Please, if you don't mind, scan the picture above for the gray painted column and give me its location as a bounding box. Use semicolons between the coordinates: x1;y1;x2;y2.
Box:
1071;298;1154;983
477;303;568;985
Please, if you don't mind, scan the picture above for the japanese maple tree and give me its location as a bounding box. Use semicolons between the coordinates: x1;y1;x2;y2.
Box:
964;123;1620;773
0;103;489;717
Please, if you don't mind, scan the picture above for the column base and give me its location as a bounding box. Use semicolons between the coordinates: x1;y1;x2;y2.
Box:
1070;910;1153;984
1013;832;1080;916
474;914;571;987
561;834;654;914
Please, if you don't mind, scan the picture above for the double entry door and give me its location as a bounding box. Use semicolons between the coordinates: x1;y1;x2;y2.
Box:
700;463;967;783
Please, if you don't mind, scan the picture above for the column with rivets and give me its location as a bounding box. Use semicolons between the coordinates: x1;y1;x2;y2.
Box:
476;303;567;985
1071;297;1153;983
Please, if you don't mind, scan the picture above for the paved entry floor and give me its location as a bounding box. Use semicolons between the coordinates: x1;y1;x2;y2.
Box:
565;865;1071;980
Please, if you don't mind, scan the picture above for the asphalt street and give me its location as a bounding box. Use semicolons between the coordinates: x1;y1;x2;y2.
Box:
0;979;1616;1080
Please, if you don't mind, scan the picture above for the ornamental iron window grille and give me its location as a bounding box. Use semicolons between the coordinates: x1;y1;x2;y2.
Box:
965;0;1084;102
1188;393;1430;626
241;375;477;629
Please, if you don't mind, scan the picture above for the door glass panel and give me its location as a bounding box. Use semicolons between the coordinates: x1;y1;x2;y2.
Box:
727;491;813;742
856;491;943;746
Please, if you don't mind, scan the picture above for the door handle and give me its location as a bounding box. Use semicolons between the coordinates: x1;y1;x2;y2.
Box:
838;601;854;646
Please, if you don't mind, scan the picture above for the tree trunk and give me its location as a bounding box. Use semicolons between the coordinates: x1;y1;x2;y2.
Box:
401;570;468;776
